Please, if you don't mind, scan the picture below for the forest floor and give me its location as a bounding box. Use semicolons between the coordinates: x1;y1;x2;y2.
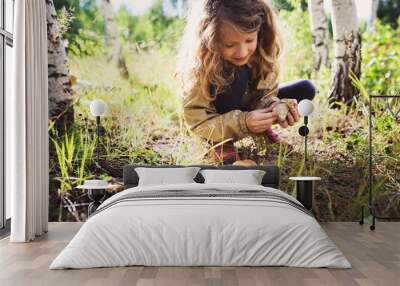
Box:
49;131;400;223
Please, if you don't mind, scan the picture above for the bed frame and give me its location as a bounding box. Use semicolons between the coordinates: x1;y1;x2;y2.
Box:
122;165;280;189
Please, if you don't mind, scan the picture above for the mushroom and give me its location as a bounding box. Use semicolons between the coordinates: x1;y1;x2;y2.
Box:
273;102;290;122
263;97;294;123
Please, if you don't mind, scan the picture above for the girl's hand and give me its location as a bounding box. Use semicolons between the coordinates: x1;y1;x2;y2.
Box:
278;99;300;128
288;99;300;123
246;109;278;134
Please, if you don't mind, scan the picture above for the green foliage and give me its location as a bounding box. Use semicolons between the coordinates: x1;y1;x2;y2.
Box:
279;6;314;81
67;28;105;56
115;0;185;52
344;132;362;151
50;124;97;195
282;0;307;11
361;19;400;95
129;148;162;165
378;0;400;28
349;70;369;101
56;6;75;37
272;0;295;11
55;0;105;56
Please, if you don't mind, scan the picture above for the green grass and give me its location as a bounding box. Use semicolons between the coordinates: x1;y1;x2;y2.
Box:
50;125;97;194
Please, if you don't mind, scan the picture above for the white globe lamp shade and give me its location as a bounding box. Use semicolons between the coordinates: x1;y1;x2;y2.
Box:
298;99;314;117
90;100;107;117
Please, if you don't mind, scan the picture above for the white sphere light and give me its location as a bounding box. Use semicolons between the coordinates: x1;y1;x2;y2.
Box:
298;99;314;117
90;99;107;117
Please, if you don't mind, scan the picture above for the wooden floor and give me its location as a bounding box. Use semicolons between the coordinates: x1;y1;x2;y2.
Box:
0;222;399;286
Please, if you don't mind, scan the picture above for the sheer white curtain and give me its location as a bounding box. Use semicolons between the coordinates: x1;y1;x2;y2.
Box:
7;0;49;242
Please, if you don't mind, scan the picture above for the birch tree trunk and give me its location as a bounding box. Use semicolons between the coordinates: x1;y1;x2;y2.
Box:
308;0;330;72
368;0;379;30
328;0;361;107
101;0;129;79
46;0;74;132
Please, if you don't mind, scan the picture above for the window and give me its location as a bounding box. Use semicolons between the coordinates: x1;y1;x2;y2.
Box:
0;0;14;233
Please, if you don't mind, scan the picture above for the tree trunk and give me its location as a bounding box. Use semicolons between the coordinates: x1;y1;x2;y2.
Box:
308;0;330;72
101;0;129;79
328;0;361;107
368;0;379;30
46;0;74;132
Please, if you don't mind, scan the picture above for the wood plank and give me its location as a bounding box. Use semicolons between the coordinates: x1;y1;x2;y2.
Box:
0;222;399;286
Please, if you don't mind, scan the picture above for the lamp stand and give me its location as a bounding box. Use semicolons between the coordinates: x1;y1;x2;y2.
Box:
298;116;310;176
96;116;101;179
94;116;106;179
304;116;308;174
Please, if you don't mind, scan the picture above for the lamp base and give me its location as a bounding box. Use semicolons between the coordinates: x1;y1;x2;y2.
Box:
296;180;313;210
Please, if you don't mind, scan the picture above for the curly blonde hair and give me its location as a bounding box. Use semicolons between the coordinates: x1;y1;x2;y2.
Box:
176;0;282;100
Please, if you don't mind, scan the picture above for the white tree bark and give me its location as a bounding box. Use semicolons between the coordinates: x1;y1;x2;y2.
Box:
101;0;129;79
46;0;74;130
308;0;330;71
328;0;361;106
368;0;379;30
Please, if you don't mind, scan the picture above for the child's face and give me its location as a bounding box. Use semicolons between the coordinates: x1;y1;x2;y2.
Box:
218;22;258;67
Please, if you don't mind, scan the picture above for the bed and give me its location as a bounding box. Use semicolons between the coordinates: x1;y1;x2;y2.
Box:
50;165;351;269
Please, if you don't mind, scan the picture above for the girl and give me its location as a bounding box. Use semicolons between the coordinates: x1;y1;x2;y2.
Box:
177;0;315;164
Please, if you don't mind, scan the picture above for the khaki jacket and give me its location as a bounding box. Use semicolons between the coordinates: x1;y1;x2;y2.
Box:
183;73;279;143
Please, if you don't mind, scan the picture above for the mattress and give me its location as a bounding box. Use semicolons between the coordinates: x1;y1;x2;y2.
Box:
50;183;351;269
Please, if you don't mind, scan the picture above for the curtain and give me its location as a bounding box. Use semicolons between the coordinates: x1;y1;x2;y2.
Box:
7;0;49;242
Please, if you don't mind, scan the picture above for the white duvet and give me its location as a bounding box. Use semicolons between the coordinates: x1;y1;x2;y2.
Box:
50;183;351;269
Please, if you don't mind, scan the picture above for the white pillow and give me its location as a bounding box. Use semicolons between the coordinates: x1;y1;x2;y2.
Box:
200;169;266;185
135;167;201;186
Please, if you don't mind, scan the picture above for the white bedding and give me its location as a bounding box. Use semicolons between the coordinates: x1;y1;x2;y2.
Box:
50;183;351;269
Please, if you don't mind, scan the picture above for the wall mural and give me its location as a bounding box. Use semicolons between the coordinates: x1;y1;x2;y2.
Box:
49;0;400;222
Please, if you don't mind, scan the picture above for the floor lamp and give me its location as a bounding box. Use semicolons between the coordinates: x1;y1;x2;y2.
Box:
298;99;315;174
90;99;107;178
76;100;108;216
